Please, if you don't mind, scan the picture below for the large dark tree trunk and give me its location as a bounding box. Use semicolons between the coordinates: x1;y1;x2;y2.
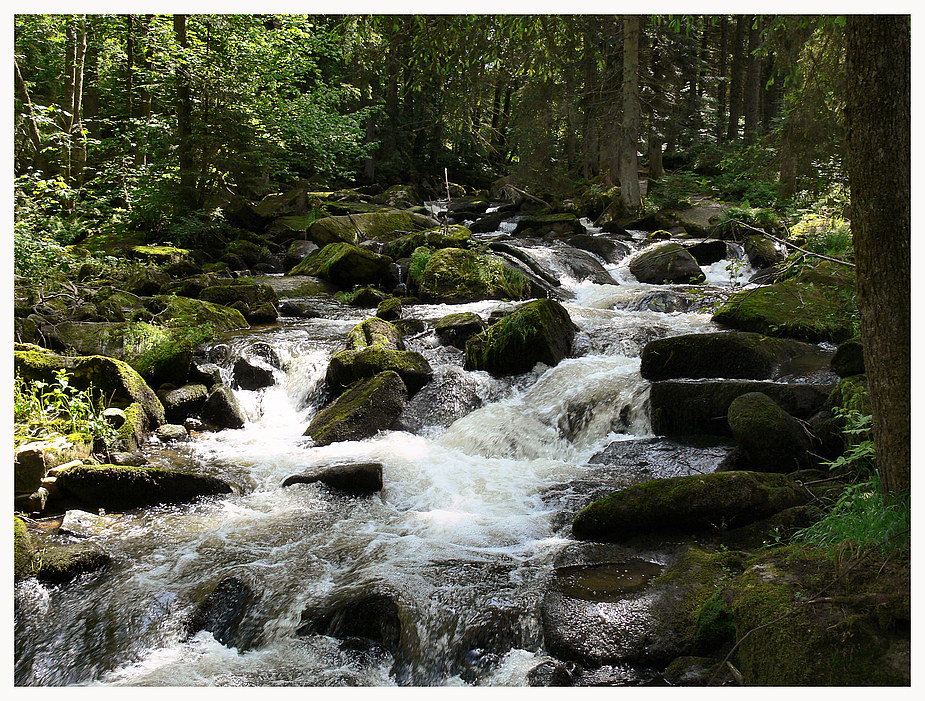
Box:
173;14;197;208
715;16;728;142
846;15;911;498
743;16;762;143
619;15;641;214
725;15;746;141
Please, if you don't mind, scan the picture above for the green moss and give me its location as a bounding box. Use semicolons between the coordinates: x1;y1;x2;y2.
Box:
129;245;189;265
415;247;531;303
326;346;432;394
344;317;404;351
308;211;432;246
305;370;408;446
383;225;471;260
713;265;857;343
149;294;248;331
14;516;35;578
287;242;392;288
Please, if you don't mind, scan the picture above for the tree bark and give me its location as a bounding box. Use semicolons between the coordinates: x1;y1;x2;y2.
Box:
846;15;911;498
619;15;641;214
715;16;728;141
173;14;197;208
14;57;47;174
743;16;762;143
725;15;746;141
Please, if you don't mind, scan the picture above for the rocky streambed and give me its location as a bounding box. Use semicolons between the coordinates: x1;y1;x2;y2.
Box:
13;188;909;686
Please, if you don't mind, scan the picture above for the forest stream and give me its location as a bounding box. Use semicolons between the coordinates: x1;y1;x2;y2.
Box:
14;207;826;687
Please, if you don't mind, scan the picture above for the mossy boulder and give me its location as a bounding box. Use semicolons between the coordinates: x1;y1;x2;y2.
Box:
326;346;433;395
305;370;409;447
287;241;394;289
223;238;272;268
201;385;247;430
335;286;391;308
513;213;585;238
712;263;856;343
161;383;210;424
375;297;403;321
148;294;248;332
32;540;112;584
434;312;487;350
199;282;278;311
371;184;422;209
344;317;405;351
572;471;811;541
640;332;822;381
649;380;832;437
744;234;785;268
14;343;165;429
831;336;865;377
411;246;532;304
464;298;575;376
14;516;35;579
55;463;235;511
125;267;171;296
382;224;471;260
629;242;706;284
726;392;813;472
726;546;909;685
128;245;190;265
307;211;438;246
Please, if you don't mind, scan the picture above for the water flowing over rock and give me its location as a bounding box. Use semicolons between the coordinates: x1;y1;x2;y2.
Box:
628;242;706;285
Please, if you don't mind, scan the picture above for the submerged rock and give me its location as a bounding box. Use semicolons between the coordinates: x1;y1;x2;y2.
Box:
186;576;257;650
297;590;406;659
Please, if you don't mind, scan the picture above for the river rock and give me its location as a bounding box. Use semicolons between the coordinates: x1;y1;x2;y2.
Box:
468;211;507;234
513;213;585;238
199;281;278;313
277;300;321;318
382;224;471;260
640;332;824;381
326;346;432;395
464;298;576;376
434;312;487;350
726;392;813;472
684;239;728;266
649;380;832;436
307;210;438;246
126;267;171;296
155;424;188;442
564;234;631;264
712;262;855;343
831;336;865;377
297;590;406;660
288;241;395;289
744;234;785;268
305;371;408;447
146;294;249;332
55;463;235;511
161;383;209;424
629;242;706;284
344;317;406;351
282;461;383;495
556;246;620;284
411;247;532;304
32;540;112;584
233;355;276;391
572;471;811;541
186;576;257;649
375;297;403;321
201;384;247;430
189;359;223;388
14;517;35;579
14;343;165;429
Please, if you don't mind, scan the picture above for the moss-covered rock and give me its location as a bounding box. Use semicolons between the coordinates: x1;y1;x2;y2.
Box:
412;246;532;304
464;298;575;376
726;392;813;472
55;463;235;511
375;297;403;321
287;241;394;289
161;383;209;424
371;184;422;209
304;370;409;447
726;546;909;685
713;263;856;343
382;224;471;260
199;282;278;311
128;245;190;265
326;346;433;395
572;471;811;541
307;211;438;246
744;234;785;269
14;344;165;430
629;242;706;284
640;332;823;381
201;385;247;430
126;267;171;296
344;317;405;351
148;294;248;332
223;238;272;268
32;540;112;584
14;516;35;579
831;336;865;377
513;213;585;238
649;380;832;437
434;311;487;350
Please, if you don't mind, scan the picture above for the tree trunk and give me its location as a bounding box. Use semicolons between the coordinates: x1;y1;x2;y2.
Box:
725;15;745;141
174;14;197;208
619;15;641;214
845;15;911;498
13;57;47;174
716;16;728;141
743;16;762;143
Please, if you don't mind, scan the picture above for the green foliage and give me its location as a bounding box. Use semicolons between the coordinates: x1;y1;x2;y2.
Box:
14;369;116;447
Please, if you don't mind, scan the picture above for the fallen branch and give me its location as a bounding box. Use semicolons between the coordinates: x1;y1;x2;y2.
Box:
725;218;856;269
503;184;552;209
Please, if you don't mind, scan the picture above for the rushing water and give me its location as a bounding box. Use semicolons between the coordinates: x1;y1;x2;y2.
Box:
15;220;760;687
